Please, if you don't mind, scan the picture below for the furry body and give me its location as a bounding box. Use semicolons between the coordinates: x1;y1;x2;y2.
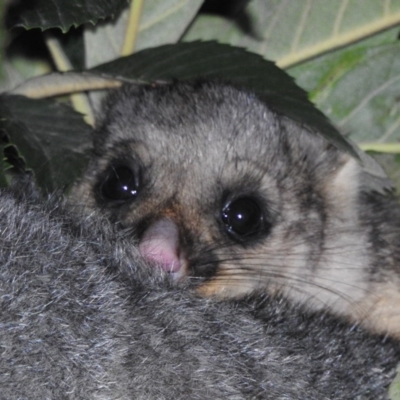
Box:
72;81;400;337
1;185;400;399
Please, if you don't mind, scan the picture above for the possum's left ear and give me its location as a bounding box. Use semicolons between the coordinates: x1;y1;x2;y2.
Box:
323;155;361;217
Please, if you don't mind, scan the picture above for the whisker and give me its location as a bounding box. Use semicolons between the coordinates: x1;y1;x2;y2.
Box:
199;268;377;320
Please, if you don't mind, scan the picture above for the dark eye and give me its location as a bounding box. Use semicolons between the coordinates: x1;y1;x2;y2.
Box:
221;197;264;240
100;165;140;201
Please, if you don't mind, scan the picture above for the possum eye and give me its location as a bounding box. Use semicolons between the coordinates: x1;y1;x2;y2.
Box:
100;165;140;201
222;197;264;240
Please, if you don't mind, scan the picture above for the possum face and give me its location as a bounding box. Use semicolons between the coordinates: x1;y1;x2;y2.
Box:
73;81;368;308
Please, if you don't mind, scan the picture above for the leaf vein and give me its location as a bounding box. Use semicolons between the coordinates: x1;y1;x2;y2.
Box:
290;0;312;53
332;0;349;36
338;75;400;127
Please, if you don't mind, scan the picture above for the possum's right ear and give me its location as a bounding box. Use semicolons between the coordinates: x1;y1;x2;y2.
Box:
323;155;361;218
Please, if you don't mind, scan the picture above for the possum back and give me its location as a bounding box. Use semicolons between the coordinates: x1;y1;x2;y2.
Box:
0;184;399;399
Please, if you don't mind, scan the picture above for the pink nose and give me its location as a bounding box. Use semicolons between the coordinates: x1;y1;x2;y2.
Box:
139;218;181;273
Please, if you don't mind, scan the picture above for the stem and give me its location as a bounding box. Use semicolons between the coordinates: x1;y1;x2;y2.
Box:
359;142;400;154
121;0;144;56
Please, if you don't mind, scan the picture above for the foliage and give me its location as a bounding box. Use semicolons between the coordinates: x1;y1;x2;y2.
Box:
1;0;400;192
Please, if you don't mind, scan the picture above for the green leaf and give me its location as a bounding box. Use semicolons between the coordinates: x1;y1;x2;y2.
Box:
289;37;400;145
91;41;357;158
184;0;400;68
7;0;129;32
84;0;204;68
0;95;92;192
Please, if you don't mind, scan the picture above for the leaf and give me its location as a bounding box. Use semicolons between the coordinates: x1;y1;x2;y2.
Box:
0;95;92;192
183;0;400;68
84;0;204;68
91;41;357;158
389;364;400;400
0;139;9;188
288;36;400;145
7;0;129;32
0;0;6;82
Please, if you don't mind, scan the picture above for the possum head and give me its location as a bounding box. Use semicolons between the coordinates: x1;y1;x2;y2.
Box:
73;81;368;312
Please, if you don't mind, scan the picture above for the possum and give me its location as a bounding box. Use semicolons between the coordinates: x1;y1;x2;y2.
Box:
1;182;400;399
71;80;400;337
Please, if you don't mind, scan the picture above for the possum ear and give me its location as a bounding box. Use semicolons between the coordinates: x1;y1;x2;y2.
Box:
324;155;361;217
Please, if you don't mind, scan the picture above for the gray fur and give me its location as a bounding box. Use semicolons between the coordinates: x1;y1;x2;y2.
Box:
72;81;400;336
1;183;400;399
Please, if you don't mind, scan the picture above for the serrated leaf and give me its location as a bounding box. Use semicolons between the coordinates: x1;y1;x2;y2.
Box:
84;0;204;68
91;41;356;158
0;0;6;82
183;0;400;68
0;141;9;188
0;95;92;192
7;0;129;32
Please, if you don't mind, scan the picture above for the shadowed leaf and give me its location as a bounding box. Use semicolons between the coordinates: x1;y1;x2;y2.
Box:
7;0;129;32
0;95;92;192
